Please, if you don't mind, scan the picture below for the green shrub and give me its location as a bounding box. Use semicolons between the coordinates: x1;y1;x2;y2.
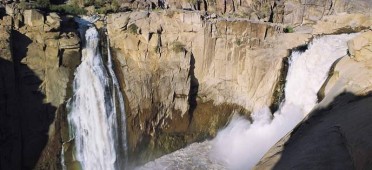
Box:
128;24;139;34
37;0;50;8
96;6;111;14
19;1;27;10
50;5;87;15
172;41;185;53
111;0;120;12
284;26;294;33
96;0;119;14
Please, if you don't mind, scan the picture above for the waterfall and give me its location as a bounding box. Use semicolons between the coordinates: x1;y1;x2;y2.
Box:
209;33;357;169
138;33;357;170
64;17;128;170
106;36;129;167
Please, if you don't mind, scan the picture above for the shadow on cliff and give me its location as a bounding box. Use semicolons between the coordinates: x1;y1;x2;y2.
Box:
0;31;57;170
257;92;372;170
188;53;199;124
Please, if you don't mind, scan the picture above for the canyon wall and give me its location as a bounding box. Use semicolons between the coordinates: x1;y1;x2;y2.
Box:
0;0;370;168
0;7;81;169
107;11;294;162
254;30;372;169
105;0;371;164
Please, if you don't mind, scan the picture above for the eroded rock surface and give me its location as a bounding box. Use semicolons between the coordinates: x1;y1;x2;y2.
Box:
107;10;313;163
0;7;81;169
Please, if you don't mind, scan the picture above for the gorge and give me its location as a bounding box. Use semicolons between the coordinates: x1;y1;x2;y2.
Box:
0;0;371;170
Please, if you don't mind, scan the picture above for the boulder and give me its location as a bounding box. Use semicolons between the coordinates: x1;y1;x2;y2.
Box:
348;31;372;61
23;9;45;27
5;4;14;15
59;32;80;49
45;12;61;31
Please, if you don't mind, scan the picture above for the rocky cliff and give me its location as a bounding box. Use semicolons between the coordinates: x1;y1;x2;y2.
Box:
0;0;371;169
106;10;313;163
0;6;81;169
254;30;372;170
106;0;371;164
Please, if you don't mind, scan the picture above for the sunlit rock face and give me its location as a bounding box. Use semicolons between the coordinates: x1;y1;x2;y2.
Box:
106;10;316;163
137;33;357;170
106;0;371;163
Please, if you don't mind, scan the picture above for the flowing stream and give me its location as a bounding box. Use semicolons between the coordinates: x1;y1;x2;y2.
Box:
139;33;357;170
64;18;128;170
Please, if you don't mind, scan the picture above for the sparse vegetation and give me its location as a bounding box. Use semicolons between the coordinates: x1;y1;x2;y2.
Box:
111;0;120;12
96;6;112;14
128;24;139;34
172;41;185;53
19;0;27;10
96;0;120;14
284;26;294;33
36;0;51;8
50;4;87;15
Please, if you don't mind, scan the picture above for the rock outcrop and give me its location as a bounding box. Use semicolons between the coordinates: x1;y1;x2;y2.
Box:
0;6;81;169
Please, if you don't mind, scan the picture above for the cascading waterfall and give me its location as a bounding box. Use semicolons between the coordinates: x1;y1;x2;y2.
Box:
209;33;357;169
64;17;128;170
138;33;357;170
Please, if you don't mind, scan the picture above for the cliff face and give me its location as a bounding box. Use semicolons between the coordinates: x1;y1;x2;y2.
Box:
106;10;307;162
0;7;80;169
111;0;371;23
254;30;372;170
0;0;371;168
106;0;371;164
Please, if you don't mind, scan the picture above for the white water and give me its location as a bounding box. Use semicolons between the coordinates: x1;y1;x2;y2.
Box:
139;34;356;170
65;18;127;170
107;37;129;166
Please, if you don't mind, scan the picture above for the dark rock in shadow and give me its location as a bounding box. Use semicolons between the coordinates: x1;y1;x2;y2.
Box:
255;92;372;170
188;53;199;125
0;30;57;170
